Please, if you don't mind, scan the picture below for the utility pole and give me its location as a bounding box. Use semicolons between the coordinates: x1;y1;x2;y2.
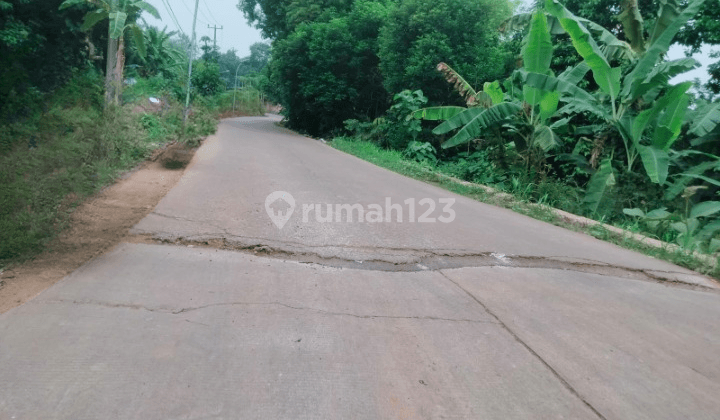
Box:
208;24;223;51
184;0;200;123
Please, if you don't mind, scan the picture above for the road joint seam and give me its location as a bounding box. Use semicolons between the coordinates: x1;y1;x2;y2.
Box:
438;270;608;420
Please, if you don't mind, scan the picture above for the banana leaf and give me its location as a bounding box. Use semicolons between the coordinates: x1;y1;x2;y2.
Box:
545;0;620;99
618;0;645;52
631;81;691;144
623;57;698;102
624;0;706;99
523;72;607;119
689;102;720;137
584;158;616;214
438;103;522;149
690;201;720;219
82;10;108;31
533;126;560;151
411;106;466;121
483;81;504;105
108;11;128;39
557;62;590;85
637;145;670;184
523;12;553;74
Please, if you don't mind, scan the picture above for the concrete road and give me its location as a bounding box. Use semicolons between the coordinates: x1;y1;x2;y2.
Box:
1;116;719;419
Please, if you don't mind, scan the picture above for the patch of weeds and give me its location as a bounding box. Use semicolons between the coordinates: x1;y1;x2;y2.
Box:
1;105;173;263
181;107;219;147
140;114;168;141
437;149;507;185
0;69;230;266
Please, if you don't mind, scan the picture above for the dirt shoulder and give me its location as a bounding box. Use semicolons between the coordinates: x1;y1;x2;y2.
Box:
0;142;194;314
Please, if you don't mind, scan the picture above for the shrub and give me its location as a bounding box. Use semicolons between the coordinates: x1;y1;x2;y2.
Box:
403;141;437;165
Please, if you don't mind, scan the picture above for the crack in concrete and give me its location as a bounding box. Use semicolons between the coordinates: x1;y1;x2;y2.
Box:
34;298;497;324
125;234;719;291
438;270;608;420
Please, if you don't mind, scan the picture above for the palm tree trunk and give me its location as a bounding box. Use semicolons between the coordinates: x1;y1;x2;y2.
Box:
114;36;125;104
104;35;125;107
105;36;119;107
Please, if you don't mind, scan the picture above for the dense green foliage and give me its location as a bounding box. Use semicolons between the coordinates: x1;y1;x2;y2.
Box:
0;0;94;119
238;0;354;39
240;0;516;136
378;0;512;105
126;25;184;79
268;0;390;134
58;0;160;106
401;0;720;256
0;69;218;262
0;2;266;264
217;42;271;90
556;0;720;92
326;0;720;261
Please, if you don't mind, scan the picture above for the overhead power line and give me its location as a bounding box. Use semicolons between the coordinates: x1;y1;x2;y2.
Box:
185;0;201;122
202;0;221;26
161;0;186;36
180;0;210;25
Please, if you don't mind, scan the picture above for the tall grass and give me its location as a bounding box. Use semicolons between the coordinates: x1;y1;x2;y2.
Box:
0;69;242;265
200;88;265;116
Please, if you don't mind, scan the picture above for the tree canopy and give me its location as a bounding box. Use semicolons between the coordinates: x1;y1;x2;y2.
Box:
378;0;513;105
241;0;516;135
269;0;390;134
0;0;94;117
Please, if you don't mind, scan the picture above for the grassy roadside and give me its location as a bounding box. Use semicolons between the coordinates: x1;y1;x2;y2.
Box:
0;72;262;269
330;137;720;279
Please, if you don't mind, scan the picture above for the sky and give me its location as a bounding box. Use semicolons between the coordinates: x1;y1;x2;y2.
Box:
139;0;714;83
140;0;264;57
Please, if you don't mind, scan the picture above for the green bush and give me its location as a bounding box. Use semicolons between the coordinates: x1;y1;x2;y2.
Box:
345;89;430;149
403;141;437;165
182;106;218;147
191;60;224;97
197;88;265;116
0;69;103;156
140;113;169;140
438;150;505;185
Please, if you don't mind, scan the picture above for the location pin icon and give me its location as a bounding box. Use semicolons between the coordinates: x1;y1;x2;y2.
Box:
265;191;295;229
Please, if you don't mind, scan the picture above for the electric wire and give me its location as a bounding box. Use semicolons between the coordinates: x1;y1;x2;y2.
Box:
202;0;221;26
160;0;186;36
179;0;210;25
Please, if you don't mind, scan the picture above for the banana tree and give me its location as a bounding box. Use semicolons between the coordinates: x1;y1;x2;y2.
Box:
411;12;578;164
59;0;160;107
132;26;185;78
502;3;637;62
522;0;707;189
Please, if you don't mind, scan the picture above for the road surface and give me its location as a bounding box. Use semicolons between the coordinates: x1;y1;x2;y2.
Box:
1;115;719;419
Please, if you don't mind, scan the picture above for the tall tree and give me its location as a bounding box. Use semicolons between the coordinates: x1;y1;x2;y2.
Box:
237;0;354;40
1;0;91;116
269;0;390;135
126;25;184;78
199;35;220;61
59;0;160;106
378;0;513;104
218;48;242;88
